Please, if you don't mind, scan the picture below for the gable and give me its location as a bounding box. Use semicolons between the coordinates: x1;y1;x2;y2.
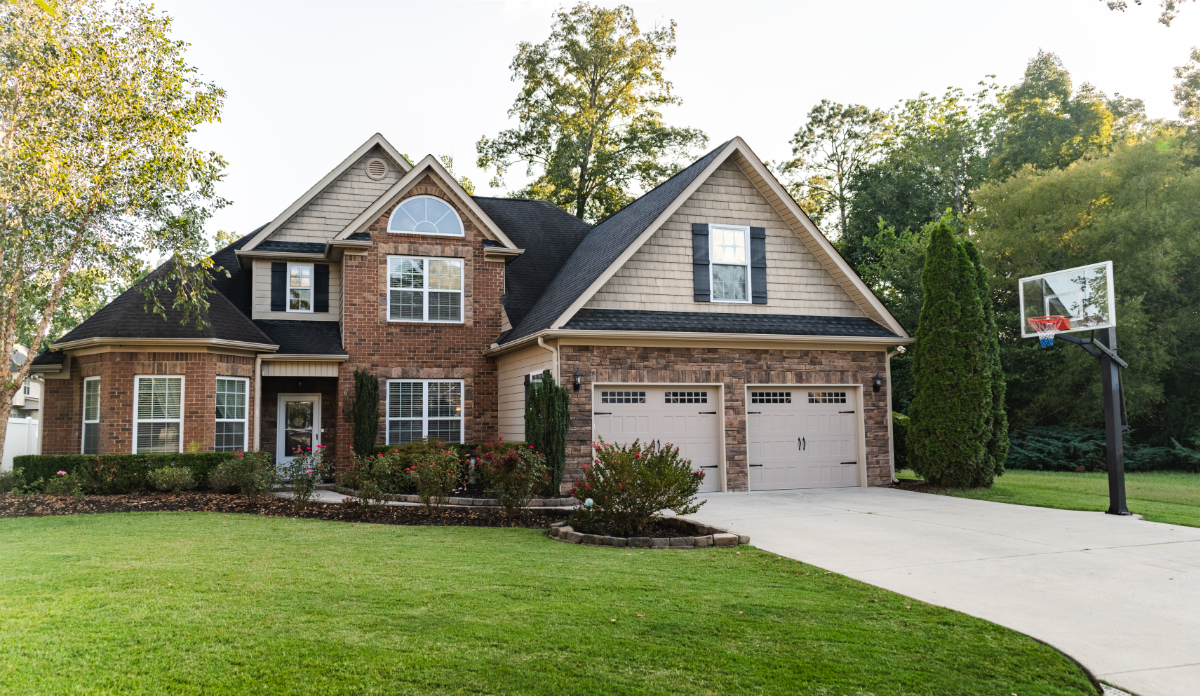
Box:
584;158;864;318
268;144;405;245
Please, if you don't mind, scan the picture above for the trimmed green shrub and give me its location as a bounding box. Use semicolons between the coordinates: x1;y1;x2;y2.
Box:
352;369;380;455
525;370;570;495
11;453;235;494
477;441;548;517
569;438;705;537
147;466;196;494
208;451;277;501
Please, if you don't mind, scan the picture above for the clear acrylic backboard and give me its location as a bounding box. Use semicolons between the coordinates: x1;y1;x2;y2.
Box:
1019;261;1116;338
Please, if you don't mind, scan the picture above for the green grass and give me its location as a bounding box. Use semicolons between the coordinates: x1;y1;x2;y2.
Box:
0;513;1096;695
900;468;1200;527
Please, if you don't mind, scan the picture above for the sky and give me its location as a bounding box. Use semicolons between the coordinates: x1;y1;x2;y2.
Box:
151;0;1199;240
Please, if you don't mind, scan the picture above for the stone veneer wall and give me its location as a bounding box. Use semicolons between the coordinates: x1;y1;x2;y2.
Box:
41;351;256;455
558;345;891;492
334;174;503;470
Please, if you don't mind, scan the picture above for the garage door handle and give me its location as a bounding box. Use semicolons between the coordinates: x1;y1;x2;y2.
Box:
699;411;716;414
798;437;805;451
747;411;761;414
749;464;763;467
841;461;857;465
593;412;612;415
839;410;854;414
700;465;718;469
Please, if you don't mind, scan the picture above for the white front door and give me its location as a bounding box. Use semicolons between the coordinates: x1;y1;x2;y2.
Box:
747;387;860;490
592;386;722;493
277;394;321;464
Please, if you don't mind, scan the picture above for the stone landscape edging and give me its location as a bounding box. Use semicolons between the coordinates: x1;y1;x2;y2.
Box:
335;487;575;509
548;517;750;549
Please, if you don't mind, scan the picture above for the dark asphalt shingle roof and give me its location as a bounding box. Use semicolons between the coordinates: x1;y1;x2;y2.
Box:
255;240;326;254
472;196;593;330
210;226;264;316
562;309;900;338
500;142;730;344
31;351;66;366
346;232;371;242
254;320;347;355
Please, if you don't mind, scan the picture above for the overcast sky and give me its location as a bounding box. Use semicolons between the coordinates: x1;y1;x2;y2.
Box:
152;0;1198;240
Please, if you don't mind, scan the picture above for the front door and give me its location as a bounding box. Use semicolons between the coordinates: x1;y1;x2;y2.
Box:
277;394;321;464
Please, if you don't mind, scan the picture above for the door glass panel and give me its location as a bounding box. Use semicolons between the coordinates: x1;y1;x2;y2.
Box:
284;401;314;457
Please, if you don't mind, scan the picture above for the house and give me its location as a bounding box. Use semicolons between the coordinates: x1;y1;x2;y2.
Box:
10;346;41;419
30;134;912;492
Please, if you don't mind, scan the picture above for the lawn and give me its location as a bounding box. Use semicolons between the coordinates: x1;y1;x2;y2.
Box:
0;513;1097;695
899;468;1200;527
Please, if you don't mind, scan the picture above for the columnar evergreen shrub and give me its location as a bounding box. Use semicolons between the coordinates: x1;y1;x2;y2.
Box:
352;369;380;455
907;214;994;486
964;241;1010;477
525;370;570;495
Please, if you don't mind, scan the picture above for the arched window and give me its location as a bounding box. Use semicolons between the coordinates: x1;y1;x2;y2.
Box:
388;196;464;237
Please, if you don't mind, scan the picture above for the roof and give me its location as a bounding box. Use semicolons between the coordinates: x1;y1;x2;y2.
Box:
472;197;593;330
255;240;325;254
502;142;730;343
210;226;265;316
49;259;275;348
254;320;347;355
562;309;901;338
31;350;65;367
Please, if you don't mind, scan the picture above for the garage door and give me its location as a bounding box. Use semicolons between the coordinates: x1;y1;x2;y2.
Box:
592;386;722;493
747;388;860;490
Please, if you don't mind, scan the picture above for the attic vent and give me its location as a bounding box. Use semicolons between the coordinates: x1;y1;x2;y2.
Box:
365;157;388;181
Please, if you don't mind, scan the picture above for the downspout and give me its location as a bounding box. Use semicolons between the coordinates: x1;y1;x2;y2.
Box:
254;355;263;451
885;346;905;484
537;335;559;383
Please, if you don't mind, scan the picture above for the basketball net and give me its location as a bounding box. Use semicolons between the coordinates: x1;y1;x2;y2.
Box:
1027;315;1071;348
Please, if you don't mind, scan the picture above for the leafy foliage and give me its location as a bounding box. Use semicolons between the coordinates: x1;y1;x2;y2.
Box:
524;370;570;495
476;2;707;221
282;446;326;511
12;452;236;494
477;442;548;518
208;451;277;501
147;466;196;494
1007;427;1200;473
351;369;380;456
407;450;462;510
964;242;1009;477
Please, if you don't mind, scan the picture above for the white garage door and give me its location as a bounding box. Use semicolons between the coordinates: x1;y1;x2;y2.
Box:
592;386;722;493
747;388;860;490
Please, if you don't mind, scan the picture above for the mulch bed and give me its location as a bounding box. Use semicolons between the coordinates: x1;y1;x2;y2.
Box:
0;492;569;529
894;478;955;494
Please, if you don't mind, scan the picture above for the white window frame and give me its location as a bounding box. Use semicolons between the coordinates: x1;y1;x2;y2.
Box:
287;262;314;313
132;375;185;454
23;380;30;396
214;377;249;453
386;256;464;324
385;379;465;445
709;224;751;304
82;376;100;454
387;194;465;237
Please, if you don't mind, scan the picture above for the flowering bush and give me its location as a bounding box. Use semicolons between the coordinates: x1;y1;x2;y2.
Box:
343;450;412;512
477;441;548;517
569;438;705;537
283;446;326;511
407;450;462;510
43;470;86;500
147;466;196;494
209;451;276;501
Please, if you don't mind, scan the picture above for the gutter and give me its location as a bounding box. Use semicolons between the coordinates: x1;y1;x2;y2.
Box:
537;336;559;382
259;353;349;362
484;329;914;358
50;337;279;353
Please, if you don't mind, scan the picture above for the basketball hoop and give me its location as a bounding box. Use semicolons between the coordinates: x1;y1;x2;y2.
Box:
1027;315;1071;347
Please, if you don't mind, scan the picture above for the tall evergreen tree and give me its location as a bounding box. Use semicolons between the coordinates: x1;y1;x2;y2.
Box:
907;214;993;486
964;241;1009;478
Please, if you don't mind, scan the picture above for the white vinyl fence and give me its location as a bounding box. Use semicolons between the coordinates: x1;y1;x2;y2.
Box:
3;417;39;471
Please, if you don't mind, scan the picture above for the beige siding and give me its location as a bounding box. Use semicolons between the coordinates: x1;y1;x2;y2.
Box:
584;159;864;317
271;145;404;244
496;344;554;442
261;361;340;377
251;259;342;321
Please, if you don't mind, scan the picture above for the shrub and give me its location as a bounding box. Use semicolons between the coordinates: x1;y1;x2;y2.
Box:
209;451;277;501
282;445;326;511
569;438;705;537
43;470;86;500
407;450;461;509
147;466;196;494
352;369;380;455
12;453;231;493
0;468;26;494
207;463;238;493
478;441;547;517
525;370;570;495
1005;427;1200;473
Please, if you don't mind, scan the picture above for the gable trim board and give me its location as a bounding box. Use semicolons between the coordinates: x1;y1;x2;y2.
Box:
336;155;519;250
505;137;906;344
241;133;413;253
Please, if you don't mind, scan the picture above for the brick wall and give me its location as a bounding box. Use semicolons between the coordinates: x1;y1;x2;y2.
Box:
40;351;256;455
334;175;502;469
558;345;891;492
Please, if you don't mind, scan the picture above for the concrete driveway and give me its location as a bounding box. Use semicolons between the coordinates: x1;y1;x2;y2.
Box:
683;487;1200;696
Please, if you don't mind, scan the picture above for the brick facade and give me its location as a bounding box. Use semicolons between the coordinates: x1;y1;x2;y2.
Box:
41;351;256;455
558;345;892;492
334;175;502;469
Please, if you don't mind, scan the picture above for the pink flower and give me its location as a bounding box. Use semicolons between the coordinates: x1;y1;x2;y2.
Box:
236;452;244;457
56;470;67;476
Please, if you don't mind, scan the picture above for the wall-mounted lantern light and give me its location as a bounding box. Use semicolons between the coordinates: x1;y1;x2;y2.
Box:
873;374;883;392
573;369;583;391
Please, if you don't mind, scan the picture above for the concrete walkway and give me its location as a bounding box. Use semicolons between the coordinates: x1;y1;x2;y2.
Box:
682;488;1200;696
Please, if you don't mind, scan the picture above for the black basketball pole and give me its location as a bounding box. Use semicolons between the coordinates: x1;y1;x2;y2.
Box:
1095;328;1130;516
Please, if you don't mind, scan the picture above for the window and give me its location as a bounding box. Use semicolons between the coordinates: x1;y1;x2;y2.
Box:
386;380;463;444
133;376;183;454
751;391;792;404
665;391;708;404
288;263;313;312
387;256;463;322
215;378;248;452
808;391;847;404
600;391;645;404
82;377;100;454
23;381;30;396
710;225;750;302
388;195;464;237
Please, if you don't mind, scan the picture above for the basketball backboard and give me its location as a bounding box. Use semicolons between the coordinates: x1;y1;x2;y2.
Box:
1019;261;1115;338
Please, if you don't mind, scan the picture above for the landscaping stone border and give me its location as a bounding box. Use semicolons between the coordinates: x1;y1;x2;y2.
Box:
335;487;575;509
547;517;750;549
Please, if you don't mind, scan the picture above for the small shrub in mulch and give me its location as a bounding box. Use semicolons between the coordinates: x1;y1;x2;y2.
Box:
0;492;568;529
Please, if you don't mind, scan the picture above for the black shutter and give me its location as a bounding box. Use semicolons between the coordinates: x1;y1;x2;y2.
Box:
692;223;710;302
314;264;330;313
270;262;286;311
750;227;767;304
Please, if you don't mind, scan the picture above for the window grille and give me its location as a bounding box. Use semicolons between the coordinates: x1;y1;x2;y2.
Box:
808;391;848;404
750;391;792;404
665;391;708;404
600;391;645;404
